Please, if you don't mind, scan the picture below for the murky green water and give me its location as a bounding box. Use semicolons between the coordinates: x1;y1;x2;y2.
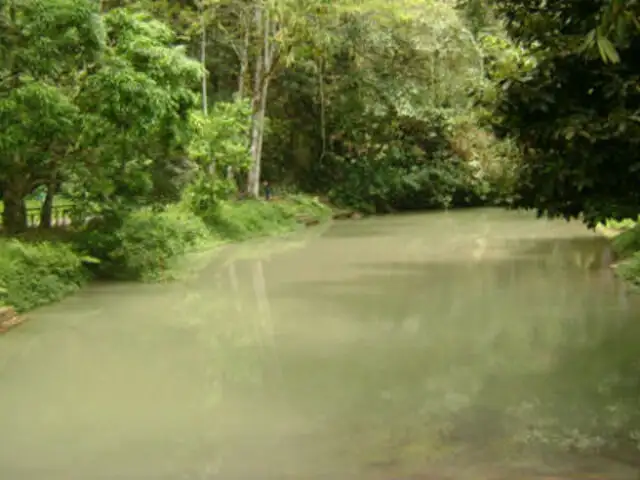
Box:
1;208;639;479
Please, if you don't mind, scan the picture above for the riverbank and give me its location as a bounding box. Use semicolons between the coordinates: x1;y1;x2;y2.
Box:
596;218;640;287
0;195;332;324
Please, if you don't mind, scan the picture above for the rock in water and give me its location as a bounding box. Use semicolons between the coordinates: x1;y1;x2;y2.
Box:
0;306;15;322
0;305;24;333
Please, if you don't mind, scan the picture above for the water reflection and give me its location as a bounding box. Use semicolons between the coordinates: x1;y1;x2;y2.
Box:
0;209;638;479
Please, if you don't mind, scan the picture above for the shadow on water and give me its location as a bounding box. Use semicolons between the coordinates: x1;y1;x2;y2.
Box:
516;316;640;469
264;235;639;477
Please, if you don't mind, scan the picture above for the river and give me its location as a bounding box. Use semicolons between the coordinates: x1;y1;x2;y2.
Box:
0;208;639;479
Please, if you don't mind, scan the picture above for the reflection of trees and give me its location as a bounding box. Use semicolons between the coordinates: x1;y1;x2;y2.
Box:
265;234;638;469
252;258;273;343
159;225;336;401
91;228;326;475
228;261;242;313
507;313;640;469
11;222;636;476
276;240;620;368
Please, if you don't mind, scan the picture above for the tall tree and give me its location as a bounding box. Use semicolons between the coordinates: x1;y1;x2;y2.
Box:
0;0;104;232
493;0;640;226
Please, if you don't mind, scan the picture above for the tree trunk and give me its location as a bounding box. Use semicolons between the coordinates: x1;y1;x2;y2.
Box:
1;184;27;234
318;56;327;162
200;4;208;116
247;5;274;198
247;3;265;198
200;5;218;177
39;180;56;229
237;24;249;99
247;109;265;196
254;75;270;179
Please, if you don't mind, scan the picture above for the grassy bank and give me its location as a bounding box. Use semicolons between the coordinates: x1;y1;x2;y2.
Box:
0;240;89;312
0;196;331;313
597;217;640;287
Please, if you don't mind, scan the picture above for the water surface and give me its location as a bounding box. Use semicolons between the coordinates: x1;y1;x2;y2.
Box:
1;209;638;479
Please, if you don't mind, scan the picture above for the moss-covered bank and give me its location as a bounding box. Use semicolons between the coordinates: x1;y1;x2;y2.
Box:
0;195;331;315
597;217;640;288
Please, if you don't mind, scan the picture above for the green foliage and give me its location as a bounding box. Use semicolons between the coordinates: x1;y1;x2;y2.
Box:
309;109;518;213
187;100;252;170
447;113;521;203
65;8;203;217
616;252;640;287
0;0;104;232
183;100;253;217
1;0;524;230
0;0;104;76
205;196;331;241
0;239;88;312
182;174;236;220
611;225;640;260
0;2;204;232
257;1;520;213
605;217;639;232
0;82;79;157
71;195;329;283
74;206;209;281
0;0;525;305
601;222;640;288
494;0;640;227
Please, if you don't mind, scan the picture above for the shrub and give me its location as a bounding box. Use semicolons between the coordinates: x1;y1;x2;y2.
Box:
74;206;209;281
611;224;640;259
616;252;640;287
448;114;523;206
205;196;331;241
74;196;329;281
605;217;639;232
607;224;640;287
0;239;88;312
0;195;330;312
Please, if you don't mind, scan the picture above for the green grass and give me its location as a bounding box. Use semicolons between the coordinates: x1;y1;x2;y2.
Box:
205;195;331;241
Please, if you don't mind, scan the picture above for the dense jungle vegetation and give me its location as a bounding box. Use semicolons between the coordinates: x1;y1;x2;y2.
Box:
1;0;639;296
0;0;528;308
0;0;526;226
491;0;640;287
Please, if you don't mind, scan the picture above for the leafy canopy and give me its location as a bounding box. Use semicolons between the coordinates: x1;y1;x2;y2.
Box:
493;0;640;226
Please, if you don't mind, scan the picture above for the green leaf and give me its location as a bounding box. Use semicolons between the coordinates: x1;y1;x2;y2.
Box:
596;33;621;64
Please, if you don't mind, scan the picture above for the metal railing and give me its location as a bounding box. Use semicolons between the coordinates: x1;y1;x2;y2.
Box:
0;205;73;229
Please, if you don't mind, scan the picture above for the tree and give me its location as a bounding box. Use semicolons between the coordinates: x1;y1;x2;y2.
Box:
0;0;103;232
0;0;524;234
582;0;640;64
66;8;203;219
493;0;640;227
257;0;512;210
184;99;252;217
